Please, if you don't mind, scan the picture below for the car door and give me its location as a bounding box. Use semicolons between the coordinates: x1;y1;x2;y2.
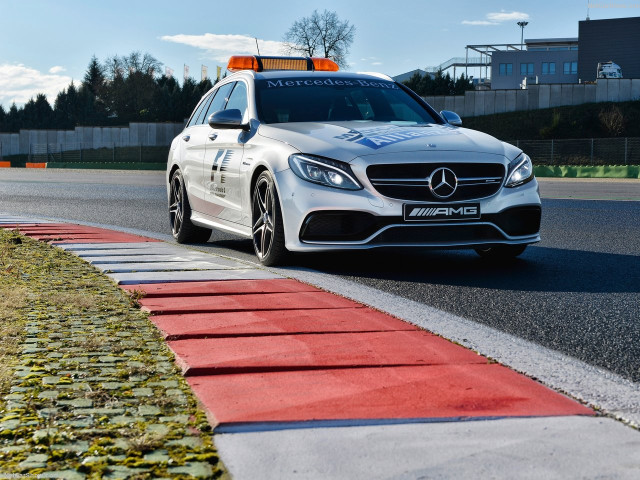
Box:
203;81;247;223
179;92;215;213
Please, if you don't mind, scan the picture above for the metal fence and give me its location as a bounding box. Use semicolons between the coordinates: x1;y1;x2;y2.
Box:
0;142;169;165
509;137;639;166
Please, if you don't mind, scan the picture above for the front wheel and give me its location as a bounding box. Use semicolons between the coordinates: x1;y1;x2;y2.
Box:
169;169;211;243
252;171;288;266
475;244;527;259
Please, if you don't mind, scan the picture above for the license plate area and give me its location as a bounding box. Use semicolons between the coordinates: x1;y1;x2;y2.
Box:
403;203;481;222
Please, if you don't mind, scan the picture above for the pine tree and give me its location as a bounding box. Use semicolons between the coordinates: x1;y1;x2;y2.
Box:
0;105;6;132
83;56;105;98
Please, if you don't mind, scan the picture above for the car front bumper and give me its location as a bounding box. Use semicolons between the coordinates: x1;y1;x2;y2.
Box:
274;168;541;252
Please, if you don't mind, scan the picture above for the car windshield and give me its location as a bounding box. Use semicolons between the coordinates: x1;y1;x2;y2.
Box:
255;76;439;125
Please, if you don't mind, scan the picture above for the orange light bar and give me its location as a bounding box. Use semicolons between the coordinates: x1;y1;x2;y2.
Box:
311;57;339;72
226;55;340;73
227;55;260;72
261;57;308;71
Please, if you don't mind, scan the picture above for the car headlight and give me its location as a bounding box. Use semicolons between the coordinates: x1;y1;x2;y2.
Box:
288;154;362;190
505;153;534;188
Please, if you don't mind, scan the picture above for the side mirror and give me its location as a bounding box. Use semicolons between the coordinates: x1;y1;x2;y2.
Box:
440;110;462;127
208;109;249;130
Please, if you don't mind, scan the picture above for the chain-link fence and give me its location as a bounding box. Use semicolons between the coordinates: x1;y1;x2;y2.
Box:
510;137;640;166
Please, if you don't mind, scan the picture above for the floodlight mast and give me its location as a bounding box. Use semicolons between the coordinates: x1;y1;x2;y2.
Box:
517;21;529;50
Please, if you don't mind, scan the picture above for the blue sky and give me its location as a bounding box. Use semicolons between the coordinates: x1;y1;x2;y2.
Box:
1;0;638;108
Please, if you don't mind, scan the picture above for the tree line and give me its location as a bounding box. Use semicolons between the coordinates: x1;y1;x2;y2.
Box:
0;52;216;133
402;70;474;96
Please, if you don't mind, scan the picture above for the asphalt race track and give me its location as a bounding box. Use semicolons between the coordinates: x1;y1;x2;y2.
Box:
1;170;639;383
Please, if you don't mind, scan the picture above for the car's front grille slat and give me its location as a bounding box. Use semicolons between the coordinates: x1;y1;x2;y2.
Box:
367;163;506;202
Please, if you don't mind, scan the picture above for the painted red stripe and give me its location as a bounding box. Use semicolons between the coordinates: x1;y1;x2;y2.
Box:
3;223;159;243
50;235;159;243
169;331;482;375
188;365;593;426
122;279;320;297
139;291;361;314
150;307;416;339
1;224;49;229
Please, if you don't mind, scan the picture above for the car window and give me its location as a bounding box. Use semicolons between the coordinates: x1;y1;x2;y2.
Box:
255;77;439;125
225;82;248;121
186;93;213;128
202;82;235;124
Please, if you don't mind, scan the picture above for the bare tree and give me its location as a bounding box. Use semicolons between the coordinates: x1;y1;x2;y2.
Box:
599;105;625;136
283;10;355;69
103;52;162;79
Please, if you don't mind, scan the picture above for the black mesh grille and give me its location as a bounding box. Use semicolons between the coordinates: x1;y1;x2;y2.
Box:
372;224;503;244
300;212;395;242
367;163;505;202
483;206;541;237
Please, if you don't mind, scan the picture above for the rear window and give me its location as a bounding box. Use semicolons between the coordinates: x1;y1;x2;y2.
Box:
255;77;439;125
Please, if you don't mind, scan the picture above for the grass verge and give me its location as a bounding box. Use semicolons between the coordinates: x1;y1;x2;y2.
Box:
0;228;226;479
534;164;640;178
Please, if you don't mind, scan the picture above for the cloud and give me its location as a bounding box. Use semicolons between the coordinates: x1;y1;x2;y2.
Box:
0;64;72;108
161;33;287;63
359;57;382;66
48;66;66;74
487;11;529;22
463;11;529;26
461;20;498;26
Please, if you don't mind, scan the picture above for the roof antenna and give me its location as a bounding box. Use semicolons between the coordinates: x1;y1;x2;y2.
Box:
586;1;590;20
255;38;261;56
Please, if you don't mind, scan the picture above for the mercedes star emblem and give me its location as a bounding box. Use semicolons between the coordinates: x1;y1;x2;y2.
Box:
429;167;457;199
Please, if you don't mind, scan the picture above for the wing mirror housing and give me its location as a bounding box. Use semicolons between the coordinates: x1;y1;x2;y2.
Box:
208;109;249;130
440;110;462;127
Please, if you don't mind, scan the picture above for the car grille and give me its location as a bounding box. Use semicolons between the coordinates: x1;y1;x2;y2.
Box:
366;163;506;202
371;224;504;245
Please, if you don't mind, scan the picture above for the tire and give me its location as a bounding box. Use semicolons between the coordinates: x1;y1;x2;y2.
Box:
252;171;289;266
168;169;211;243
474;244;527;259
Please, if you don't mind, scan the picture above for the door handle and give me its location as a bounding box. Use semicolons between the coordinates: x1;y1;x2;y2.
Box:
208;133;218;141
182;135;190;142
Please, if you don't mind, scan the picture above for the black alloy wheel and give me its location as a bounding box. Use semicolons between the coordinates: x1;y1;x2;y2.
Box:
169;169;211;243
252;171;288;265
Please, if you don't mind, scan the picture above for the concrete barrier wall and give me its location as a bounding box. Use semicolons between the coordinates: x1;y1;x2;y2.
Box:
424;79;640;118
0;122;185;156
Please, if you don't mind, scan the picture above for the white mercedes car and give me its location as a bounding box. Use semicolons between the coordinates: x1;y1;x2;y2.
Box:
167;55;541;265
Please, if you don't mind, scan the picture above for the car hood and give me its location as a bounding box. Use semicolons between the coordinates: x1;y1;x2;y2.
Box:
257;121;520;162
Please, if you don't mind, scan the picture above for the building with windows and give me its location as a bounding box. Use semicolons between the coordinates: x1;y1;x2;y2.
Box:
578;16;640;81
490;38;578;89
394;16;639;91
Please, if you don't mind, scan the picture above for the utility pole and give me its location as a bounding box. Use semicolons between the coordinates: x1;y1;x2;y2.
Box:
517;21;529;50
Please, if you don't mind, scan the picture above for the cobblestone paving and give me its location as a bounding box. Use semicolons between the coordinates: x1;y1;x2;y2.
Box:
0;230;224;479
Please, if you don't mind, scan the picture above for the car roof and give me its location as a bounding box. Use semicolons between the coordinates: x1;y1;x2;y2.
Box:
223;69;394;83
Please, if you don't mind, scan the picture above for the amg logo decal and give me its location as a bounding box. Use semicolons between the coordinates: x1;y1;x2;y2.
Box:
409;206;478;217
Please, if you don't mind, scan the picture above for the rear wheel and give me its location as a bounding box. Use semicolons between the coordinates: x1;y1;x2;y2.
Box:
252;171;288;266
169;169;211;243
474;245;527;259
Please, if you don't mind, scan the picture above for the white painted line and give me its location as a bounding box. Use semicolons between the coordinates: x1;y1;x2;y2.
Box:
109;269;281;284
58;242;171;251
269;266;640;428
84;254;219;264
93;260;245;273
73;249;191;258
